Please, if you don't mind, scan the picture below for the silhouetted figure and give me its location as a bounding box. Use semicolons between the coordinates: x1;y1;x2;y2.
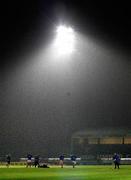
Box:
26;154;32;168
113;153;120;169
6;154;11;168
59;154;64;168
38;163;49;168
34;155;39;168
71;155;77;168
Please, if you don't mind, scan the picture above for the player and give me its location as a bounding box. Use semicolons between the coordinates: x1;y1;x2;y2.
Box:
71;155;77;168
113;153;120;169
34;155;40;168
59;154;64;168
6;154;11;168
26;154;32;168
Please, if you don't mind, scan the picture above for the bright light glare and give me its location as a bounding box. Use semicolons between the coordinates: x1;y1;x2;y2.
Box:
54;25;75;56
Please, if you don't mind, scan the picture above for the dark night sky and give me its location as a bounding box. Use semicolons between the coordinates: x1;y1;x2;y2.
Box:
1;1;131;158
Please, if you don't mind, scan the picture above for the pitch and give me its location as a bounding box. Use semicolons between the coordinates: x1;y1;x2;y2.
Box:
0;165;131;180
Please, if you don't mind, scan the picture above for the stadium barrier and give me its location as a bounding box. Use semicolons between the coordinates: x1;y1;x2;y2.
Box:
48;158;81;165
1;157;131;166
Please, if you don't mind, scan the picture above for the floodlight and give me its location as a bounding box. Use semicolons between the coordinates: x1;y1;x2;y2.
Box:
54;25;75;56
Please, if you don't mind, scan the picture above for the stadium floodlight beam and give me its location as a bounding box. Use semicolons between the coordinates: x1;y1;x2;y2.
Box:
54;25;75;56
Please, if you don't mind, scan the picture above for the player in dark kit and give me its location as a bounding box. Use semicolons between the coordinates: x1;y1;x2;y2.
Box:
59;154;64;168
71;155;77;168
34;155;40;168
26;154;32;168
113;153;120;169
6;154;11;167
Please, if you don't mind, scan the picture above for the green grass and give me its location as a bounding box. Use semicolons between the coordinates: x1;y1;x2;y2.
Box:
0;165;131;180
